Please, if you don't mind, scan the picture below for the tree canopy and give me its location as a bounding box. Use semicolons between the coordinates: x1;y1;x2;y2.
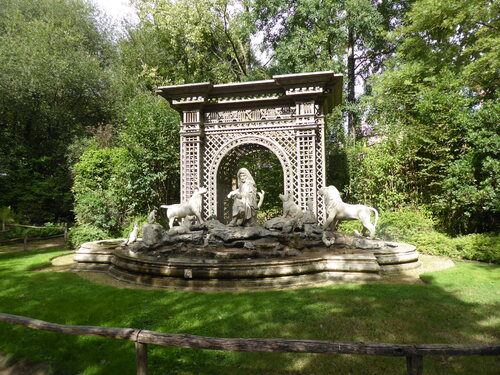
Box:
358;0;499;233
0;0;116;223
0;0;497;237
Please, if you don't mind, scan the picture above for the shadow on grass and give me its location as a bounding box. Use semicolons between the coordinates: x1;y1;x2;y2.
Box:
0;248;498;374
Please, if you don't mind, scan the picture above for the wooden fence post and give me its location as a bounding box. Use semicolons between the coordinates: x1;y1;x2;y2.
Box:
406;355;423;375
63;223;68;243
135;342;148;375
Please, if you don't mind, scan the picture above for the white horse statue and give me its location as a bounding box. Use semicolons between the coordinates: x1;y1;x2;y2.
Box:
161;187;207;229
318;186;378;239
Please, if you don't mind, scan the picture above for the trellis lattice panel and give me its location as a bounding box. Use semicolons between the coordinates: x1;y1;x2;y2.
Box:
202;128;297;220
158;71;343;225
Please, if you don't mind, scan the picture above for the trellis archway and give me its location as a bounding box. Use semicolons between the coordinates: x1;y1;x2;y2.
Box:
157;71;342;223
212;137;290;222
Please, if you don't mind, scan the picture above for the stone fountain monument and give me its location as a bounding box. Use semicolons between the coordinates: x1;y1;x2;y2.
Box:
73;72;420;291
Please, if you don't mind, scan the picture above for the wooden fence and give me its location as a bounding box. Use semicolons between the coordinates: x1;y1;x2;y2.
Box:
0;313;499;375
0;224;67;249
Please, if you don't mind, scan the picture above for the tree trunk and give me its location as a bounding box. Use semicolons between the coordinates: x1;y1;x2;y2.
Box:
347;26;356;139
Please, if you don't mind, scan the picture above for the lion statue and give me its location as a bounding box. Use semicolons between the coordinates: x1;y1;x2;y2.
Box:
318;185;378;239
161;187;207;229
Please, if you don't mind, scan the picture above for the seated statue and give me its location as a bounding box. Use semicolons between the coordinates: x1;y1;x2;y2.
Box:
227;168;264;226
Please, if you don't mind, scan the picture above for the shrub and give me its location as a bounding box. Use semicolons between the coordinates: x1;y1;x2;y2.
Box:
376;209;435;242
0;225;63;241
337;208;434;241
409;231;457;258
120;215;148;239
67;224;111;249
410;232;500;263
72;147;130;235
454;233;500;263
338;209;499;263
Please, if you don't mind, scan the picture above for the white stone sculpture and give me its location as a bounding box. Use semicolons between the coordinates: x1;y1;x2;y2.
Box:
227;168;264;226
318;185;379;239
147;209;157;224
279;193;303;220
122;223;139;246
161;187;207;229
167;220;191;236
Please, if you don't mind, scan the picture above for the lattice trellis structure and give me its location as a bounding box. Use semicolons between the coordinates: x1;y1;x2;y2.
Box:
157;72;342;223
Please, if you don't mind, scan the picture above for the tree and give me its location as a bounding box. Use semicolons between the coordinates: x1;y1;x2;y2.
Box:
71;93;181;234
125;0;256;84
116;93;181;212
359;0;499;233
250;0;414;136
0;0;117;223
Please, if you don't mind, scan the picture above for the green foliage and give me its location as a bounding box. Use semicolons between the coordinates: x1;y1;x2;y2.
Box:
453;234;500;264
251;0;414;134
71;93;180;234
338;208;434;240
126;0;255;84
410;232;500;264
67;224;111;249
338;208;499;263
0;206;14;231
0;0;117;224
117;93;181;212
72;147;130;234
355;0;499;234
0;225;63;242
376;209;434;241
252;0;392;75
342;140;411;211
120;215;148;239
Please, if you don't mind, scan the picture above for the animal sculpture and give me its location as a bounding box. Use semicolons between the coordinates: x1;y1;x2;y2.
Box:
122;223;139;246
279;193;303;220
318;186;379;239
160;187;207;229
147;209;157;224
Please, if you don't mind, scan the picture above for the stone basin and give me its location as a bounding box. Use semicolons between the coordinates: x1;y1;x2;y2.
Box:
72;222;420;291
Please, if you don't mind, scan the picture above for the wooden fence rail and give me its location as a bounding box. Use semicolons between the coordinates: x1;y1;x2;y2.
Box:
1;223;68;248
6;224;65;230
0;313;499;375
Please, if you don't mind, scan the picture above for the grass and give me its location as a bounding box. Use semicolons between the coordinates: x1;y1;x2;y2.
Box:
0;246;499;374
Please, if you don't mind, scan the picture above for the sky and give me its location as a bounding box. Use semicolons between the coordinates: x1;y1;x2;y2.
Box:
93;0;138;24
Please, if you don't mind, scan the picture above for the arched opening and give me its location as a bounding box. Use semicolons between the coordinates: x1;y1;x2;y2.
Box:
216;144;284;223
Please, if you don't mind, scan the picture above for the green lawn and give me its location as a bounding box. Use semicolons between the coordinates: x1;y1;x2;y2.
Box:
0;247;499;374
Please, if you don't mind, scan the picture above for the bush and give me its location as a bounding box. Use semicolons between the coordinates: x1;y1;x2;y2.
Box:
67;224;111;249
411;232;500;263
376;209;435;242
409;231;457;258
338;208;434;241
454;233;500;263
70;94;181;237
120;215;148;239
72;147;130;235
0;224;63;241
338;209;499;263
